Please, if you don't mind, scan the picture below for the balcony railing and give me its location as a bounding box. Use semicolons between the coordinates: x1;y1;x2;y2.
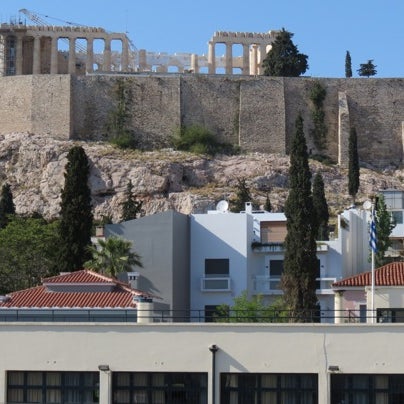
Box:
252;242;328;253
254;276;337;295
201;277;231;292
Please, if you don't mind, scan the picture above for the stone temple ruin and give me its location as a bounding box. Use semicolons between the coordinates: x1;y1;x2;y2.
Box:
0;12;279;76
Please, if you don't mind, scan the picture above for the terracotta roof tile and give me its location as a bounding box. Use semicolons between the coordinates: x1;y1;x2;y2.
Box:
333;262;404;288
0;270;155;308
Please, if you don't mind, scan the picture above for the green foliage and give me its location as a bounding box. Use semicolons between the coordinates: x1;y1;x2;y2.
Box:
348;127;360;200
107;79;137;149
0;216;59;294
309;81;327;150
58;146;93;272
282;114;319;321
85;236;143;278
262;28;308;77
264;193;272;212
230;178;253;212
312;173;329;240
374;195;395;267
172;125;236;156
120;180;143;222
0;183;15;229
214;291;287;323
357;60;377;77
345;51;352;78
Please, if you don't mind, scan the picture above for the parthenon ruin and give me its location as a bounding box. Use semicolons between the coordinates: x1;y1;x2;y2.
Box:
0;19;279;76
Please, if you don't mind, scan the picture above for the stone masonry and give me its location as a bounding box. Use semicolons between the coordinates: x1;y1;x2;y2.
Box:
0;74;404;167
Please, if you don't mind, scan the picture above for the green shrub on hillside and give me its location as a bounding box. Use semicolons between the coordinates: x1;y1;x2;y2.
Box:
172;125;238;156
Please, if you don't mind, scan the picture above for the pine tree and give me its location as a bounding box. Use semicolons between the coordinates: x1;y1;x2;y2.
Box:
357;60;377;77
58;146;93;272
120;180;143;222
348;127;360;202
262;28;308;77
312;173;329;240
282;114;319;321
0;183;15;229
374;194;395;267
345;51;352;78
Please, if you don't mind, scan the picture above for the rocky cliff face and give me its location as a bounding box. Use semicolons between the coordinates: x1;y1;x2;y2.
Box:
0;133;403;222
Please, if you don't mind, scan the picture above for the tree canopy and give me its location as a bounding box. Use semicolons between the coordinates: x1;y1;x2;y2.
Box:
85;236;143;278
348;127;360;201
57;146;93;272
0;183;15;229
230;178;253;212
120;180;143;222
262;28;308;77
312;173;329;241
345;51;352;78
282;114;319;321
0;216;59;294
357;60;377;77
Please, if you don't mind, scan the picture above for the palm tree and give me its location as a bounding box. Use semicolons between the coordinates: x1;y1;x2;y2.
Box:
85;236;143;277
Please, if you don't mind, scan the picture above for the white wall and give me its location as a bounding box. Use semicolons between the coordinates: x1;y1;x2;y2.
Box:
2;322;404;404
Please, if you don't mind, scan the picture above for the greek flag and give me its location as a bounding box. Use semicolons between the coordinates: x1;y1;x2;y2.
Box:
369;209;377;253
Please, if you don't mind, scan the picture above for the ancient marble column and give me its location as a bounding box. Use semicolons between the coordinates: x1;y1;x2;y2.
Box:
121;37;129;71
191;53;198;73
86;38;94;73
250;44;258;75
103;38;112;71
257;45;267;75
225;42;233;74
68;37;76;74
50;36;58;74
32;36;41;74
139;49;147;71
242;44;249;75
208;41;215;74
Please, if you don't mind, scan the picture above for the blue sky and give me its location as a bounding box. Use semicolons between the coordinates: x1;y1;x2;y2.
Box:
1;0;403;78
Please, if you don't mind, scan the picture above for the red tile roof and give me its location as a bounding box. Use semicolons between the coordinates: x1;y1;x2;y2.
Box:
333;262;404;288
0;270;154;309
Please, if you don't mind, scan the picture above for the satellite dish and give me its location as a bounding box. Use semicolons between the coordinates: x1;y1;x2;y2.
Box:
216;200;229;213
363;200;372;210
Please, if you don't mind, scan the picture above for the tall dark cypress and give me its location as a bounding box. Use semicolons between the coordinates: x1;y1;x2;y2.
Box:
345;51;352;78
348;127;360;201
312;173;329;240
282;114;319;321
58;146;93;272
0;183;15;229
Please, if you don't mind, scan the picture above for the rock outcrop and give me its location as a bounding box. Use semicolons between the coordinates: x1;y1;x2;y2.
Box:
0;132;403;222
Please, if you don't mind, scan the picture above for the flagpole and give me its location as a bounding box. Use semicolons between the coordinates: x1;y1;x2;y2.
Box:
369;201;377;324
371;238;375;323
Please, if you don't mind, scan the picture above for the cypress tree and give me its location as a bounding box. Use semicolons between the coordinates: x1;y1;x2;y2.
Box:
345;51;352;78
230;178;253;212
264;193;272;212
58;146;93;272
120;180;143;222
282;114;319;321
348;127;360;202
312;173;329;240
0;183;15;229
374;194;395;267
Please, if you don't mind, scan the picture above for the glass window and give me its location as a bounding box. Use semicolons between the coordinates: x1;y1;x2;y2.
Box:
392;211;403;224
205;258;229;276
270;260;284;276
331;374;404;404
221;373;318;404
7;371;99;404
113;372;207;404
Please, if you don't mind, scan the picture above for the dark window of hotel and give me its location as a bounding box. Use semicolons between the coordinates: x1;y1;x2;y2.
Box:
270;260;284;276
392;211;403;224
331;373;404;404
377;308;404;323
205;258;229;277
113;372;207;404
221;373;318;404
7;371;99;403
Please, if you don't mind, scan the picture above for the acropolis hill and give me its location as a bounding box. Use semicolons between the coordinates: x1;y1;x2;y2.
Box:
0;21;403;171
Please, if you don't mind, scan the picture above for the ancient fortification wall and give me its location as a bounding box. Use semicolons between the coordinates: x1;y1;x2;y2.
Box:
0;74;403;167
